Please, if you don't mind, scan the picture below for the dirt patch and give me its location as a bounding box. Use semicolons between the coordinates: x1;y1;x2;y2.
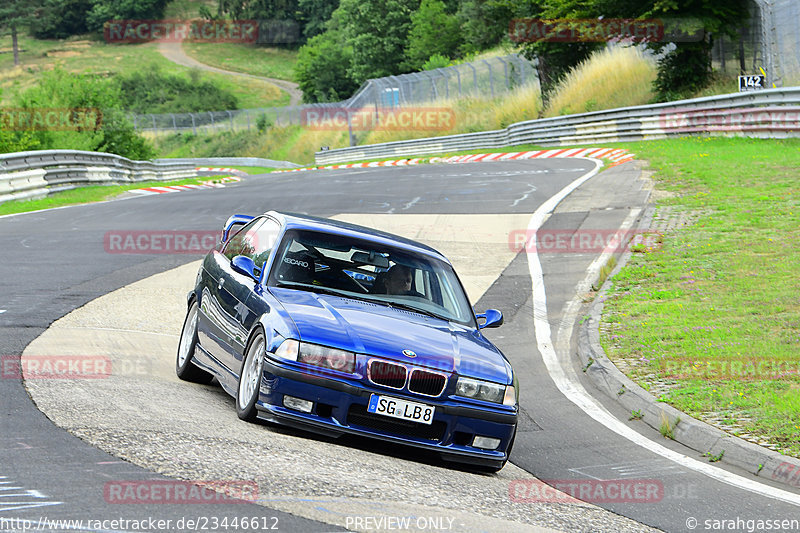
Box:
46;50;83;58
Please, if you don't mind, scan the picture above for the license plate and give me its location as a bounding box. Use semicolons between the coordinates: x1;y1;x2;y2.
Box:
367;394;434;425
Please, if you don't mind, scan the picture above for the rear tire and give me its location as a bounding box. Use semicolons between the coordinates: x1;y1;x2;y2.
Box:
236;330;266;422
176;300;213;383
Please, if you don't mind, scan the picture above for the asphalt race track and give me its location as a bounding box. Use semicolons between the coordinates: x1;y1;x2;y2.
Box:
1;159;799;532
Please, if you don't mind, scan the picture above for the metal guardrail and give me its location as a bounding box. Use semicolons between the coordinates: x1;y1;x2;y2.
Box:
314;87;800;164
0;150;197;205
154;157;300;169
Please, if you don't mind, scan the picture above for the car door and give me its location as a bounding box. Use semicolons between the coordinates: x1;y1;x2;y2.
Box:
197;217;266;377
223;217;282;374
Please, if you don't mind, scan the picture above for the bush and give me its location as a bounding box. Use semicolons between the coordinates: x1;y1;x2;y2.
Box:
13;68;155;159
422;54;451;71
653;44;713;101
256;113;274;132
117;66;239;114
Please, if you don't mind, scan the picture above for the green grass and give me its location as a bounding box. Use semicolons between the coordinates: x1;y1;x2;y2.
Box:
0;177;207;215
0;35;286;109
182;42;298;81
227;166;276;174
598;136;800;457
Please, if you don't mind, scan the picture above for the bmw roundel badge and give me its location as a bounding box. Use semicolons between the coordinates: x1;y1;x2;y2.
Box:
402;349;417;358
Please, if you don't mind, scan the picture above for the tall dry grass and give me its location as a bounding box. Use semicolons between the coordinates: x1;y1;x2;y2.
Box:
544;46;657;117
360;83;543;146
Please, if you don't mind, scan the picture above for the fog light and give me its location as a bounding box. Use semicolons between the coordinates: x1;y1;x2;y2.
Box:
472;435;501;450
283;395;313;413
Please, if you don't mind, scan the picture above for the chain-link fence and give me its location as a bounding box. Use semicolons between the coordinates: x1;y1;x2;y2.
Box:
711;0;800;87
132;54;538;136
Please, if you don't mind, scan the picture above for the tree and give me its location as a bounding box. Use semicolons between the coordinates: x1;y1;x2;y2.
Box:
298;0;339;41
31;0;91;39
334;0;420;83
86;0;170;33
569;0;750;99
403;0;462;71
294;30;358;102
515;0;602;101
0;0;43;67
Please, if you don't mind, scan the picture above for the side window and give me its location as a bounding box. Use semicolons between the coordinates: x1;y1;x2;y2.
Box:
223;218;282;272
223;218;264;261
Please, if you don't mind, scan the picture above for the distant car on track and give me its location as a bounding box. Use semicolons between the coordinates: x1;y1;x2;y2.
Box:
176;211;518;471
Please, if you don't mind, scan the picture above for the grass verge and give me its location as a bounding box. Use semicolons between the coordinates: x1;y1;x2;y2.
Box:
0;177;207;216
599;136;800;457
182;43;298;81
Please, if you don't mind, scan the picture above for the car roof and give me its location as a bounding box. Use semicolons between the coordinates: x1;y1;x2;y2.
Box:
264;210;450;264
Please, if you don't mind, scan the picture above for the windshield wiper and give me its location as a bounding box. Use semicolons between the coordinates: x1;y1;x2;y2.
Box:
273;281;347;298
385;301;450;322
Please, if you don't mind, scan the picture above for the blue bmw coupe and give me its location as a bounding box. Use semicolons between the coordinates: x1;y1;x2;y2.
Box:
177;211;518;471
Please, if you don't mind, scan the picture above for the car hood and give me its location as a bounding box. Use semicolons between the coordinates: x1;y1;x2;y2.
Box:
269;287;510;383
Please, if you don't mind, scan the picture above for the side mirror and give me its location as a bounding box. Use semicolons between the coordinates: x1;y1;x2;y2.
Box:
231;255;260;281
476;309;503;329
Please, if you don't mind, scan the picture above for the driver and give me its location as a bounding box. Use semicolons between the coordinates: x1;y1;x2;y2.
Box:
383;264;413;295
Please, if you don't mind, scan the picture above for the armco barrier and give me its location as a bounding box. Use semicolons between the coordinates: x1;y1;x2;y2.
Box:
315;87;800;164
153;157;300;169
0;150;197;205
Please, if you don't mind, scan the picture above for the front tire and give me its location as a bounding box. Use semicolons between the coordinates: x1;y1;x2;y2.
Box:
176;300;213;383
237;330;266;422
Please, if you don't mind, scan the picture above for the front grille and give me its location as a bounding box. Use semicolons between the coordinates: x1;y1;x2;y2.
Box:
347;404;446;441
368;360;407;389
408;369;447;397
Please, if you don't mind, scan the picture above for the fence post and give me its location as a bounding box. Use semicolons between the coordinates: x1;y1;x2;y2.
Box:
191;113;196;135
466;63;478;95
437;68;449;99
454;67;462;96
482;59;495;97
497;56;509;89
423;71;438;100
171;113;176;132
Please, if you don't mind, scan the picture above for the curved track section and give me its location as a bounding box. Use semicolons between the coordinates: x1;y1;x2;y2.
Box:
3;159;799;532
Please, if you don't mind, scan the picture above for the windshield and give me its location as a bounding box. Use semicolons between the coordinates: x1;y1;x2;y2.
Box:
268;229;476;326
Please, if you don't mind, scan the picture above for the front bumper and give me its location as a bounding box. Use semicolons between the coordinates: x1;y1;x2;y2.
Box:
255;356;517;466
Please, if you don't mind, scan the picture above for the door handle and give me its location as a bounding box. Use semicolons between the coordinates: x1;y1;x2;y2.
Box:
218;277;225;289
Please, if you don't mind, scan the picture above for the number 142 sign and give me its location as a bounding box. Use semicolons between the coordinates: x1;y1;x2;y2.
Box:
739;75;766;91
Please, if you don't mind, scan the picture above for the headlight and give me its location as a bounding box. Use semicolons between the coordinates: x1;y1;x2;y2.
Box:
456;377;516;406
455;376;507;404
273;339;355;374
